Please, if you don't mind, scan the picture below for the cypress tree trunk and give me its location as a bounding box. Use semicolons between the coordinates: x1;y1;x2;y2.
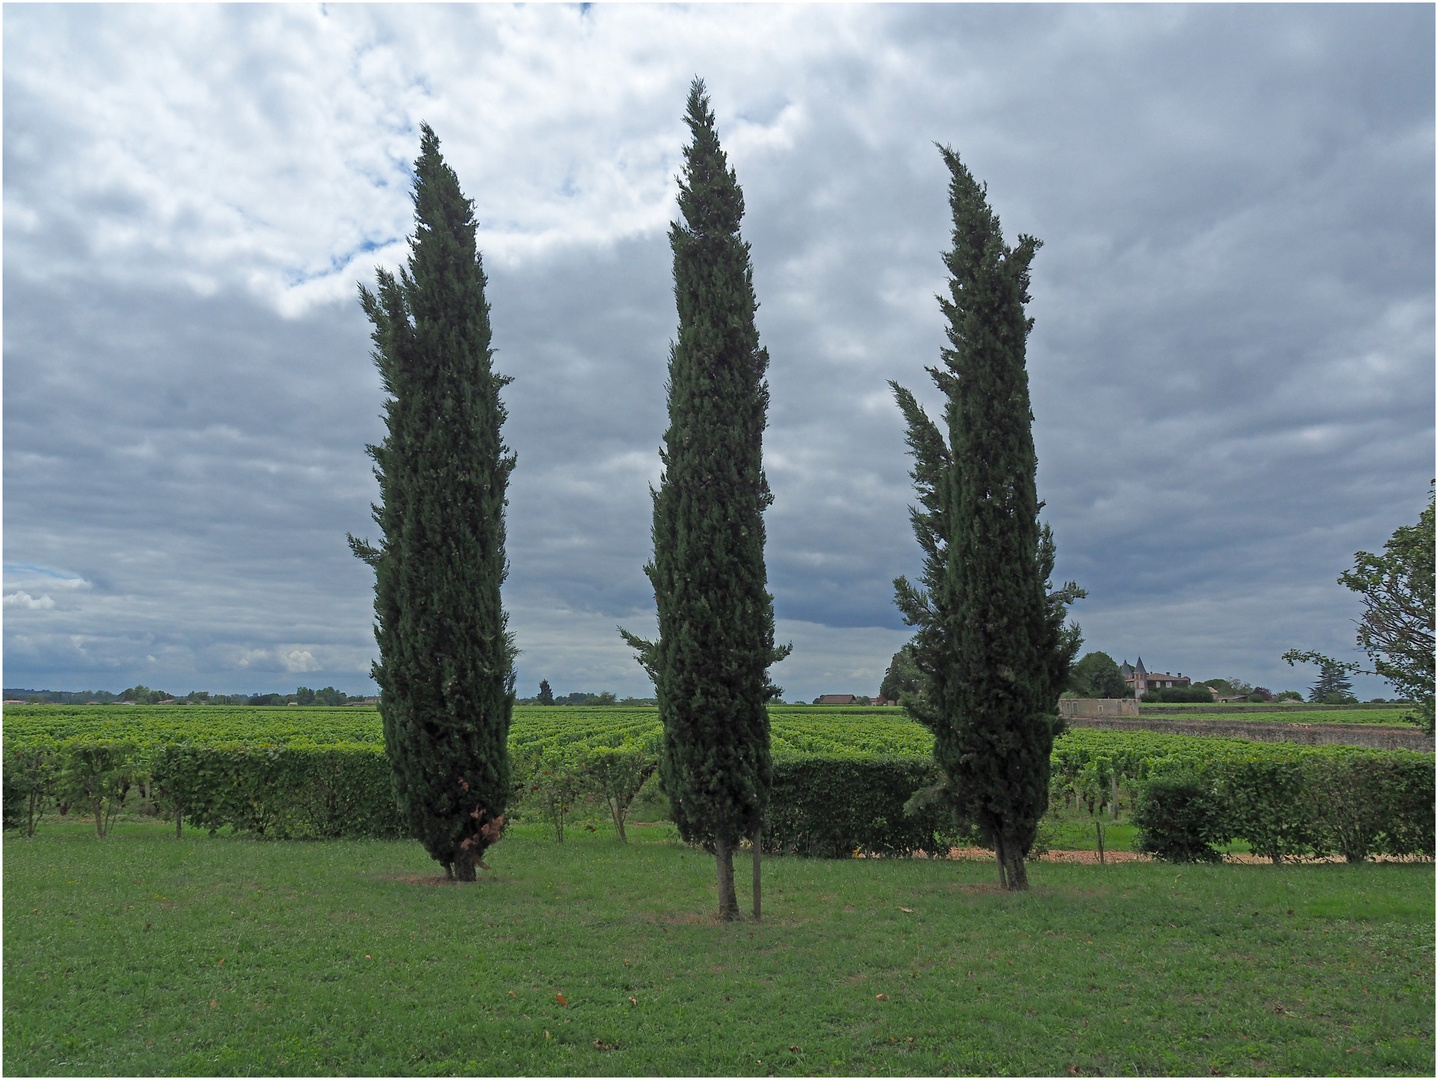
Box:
716;837;739;921
891;147;1083;892
351;124;515;880
621;79;788;921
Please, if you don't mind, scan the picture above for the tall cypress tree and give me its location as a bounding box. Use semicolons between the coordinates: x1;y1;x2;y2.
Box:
622;79;788;921
350;124;515;882
891;146;1081;891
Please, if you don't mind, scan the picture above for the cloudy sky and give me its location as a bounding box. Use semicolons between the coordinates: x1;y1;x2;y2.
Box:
4;4;1433;701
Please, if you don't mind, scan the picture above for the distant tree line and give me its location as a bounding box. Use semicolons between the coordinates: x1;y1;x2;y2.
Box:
5;685;372;706
518;681;656;707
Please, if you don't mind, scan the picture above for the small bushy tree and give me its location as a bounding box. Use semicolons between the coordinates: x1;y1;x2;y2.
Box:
1340;487;1435;729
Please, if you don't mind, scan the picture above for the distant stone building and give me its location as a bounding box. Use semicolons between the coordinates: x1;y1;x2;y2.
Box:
1119;657;1191;697
817;694;858;705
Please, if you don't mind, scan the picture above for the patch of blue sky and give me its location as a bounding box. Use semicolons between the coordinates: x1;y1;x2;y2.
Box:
3;563;88;586
283;238;401;287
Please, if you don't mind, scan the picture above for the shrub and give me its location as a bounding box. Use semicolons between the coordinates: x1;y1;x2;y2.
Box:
1141;686;1215;704
580;739;659;842
1216;754;1322;862
512;742;585;843
151;743;403;839
1133;771;1228;863
2;740;57;836
763;754;954;857
57;739;142;837
1306;751;1433;860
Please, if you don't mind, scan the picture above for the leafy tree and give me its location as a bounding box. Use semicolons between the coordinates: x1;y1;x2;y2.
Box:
537;679;555;706
621;80;788;921
581;739;660;843
891;145;1083;891
349;123;516;881
296;686;316;706
1308;663;1356;704
879;643;923;702
1068;651;1129;698
313;686;348;707
58;739;140;837
3;742;56;836
120;685;167;705
1339;487;1435;729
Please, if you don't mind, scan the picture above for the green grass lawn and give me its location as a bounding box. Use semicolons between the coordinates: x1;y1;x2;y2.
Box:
4;823;1432;1076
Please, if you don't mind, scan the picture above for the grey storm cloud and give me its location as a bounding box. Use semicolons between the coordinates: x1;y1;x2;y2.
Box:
4;4;1432;701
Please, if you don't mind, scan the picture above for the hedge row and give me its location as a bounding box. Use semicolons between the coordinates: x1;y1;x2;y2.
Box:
3;739;960;856
764;754;953;857
6;733;1433;863
2;739;405;840
1134;748;1434;863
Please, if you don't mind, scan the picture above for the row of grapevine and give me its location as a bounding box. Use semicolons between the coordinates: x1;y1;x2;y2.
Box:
5;708;1431;861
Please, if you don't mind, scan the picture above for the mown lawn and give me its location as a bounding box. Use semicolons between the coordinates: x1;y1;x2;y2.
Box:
4;822;1432;1076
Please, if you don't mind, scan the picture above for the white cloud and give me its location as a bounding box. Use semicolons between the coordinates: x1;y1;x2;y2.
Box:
281;649;321;674
4;591;55;610
3;4;1431;698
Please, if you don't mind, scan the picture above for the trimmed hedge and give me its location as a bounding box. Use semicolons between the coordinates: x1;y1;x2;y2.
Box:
1135;748;1434;863
1132;772;1228;863
6;725;1431;863
762;754;955;857
150;743;404;840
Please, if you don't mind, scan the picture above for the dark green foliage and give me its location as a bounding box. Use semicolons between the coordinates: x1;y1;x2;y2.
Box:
1141;686;1217;704
1307;662;1357;705
537;680;555;706
1339;488;1435;729
1068;651;1129;698
120;685;169;704
1132;772;1228;863
890;146;1082;890
621;80;786;917
351;123;516;880
1130;748;1434;864
879;642;923;702
763;755;958;857
150;743;406;840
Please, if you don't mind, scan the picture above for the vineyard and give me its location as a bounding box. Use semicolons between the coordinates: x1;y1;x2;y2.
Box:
0;703;938;756
4;703;1432;864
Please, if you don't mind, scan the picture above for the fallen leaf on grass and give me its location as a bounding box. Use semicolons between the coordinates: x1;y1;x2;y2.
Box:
789;1045;800;1052
508;991;518;998
555;993;569;1006
628;997;638;1006
594;1040;615;1051
209;1000;217;1009
899;907;914;913
875;993;888;1000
